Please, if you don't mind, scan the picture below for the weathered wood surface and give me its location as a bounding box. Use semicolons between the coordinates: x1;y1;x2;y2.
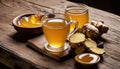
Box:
0;0;120;69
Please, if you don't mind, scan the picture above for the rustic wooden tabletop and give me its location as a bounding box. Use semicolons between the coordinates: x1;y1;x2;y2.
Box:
0;0;120;69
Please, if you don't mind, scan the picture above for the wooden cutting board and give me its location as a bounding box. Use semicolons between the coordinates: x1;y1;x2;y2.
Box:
27;35;74;61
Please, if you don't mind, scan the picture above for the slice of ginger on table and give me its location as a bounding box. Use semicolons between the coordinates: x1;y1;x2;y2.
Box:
69;32;105;55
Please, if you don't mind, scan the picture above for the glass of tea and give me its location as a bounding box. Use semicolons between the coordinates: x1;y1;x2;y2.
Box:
65;3;89;32
42;13;77;52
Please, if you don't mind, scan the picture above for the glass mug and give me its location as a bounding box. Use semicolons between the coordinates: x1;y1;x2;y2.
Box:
65;3;89;32
42;13;77;52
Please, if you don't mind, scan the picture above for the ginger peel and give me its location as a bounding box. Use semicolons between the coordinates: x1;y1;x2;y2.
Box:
77;20;109;39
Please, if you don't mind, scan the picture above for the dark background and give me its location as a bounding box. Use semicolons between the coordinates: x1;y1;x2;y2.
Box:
68;0;120;15
0;63;11;69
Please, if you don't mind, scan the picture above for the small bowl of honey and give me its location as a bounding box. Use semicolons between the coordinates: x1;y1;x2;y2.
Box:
75;53;100;66
12;13;43;36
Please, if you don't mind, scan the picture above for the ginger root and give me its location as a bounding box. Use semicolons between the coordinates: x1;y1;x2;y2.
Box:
90;20;109;34
69;20;108;55
77;20;109;39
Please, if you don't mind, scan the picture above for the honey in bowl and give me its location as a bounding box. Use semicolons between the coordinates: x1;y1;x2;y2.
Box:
17;14;43;28
75;53;100;65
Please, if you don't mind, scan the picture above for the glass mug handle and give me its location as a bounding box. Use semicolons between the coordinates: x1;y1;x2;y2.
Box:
69;20;78;37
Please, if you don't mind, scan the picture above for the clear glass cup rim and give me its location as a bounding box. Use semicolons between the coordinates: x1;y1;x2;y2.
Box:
42;13;71;29
65;3;88;14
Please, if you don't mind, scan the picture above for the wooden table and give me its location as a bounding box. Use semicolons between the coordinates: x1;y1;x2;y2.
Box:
0;0;120;69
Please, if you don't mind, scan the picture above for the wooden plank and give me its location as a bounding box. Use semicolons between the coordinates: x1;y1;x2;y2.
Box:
27;35;73;61
0;0;120;69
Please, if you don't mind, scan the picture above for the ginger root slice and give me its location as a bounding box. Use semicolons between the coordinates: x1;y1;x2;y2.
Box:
70;33;86;43
69;33;85;48
84;38;97;48
84;38;105;55
89;47;105;55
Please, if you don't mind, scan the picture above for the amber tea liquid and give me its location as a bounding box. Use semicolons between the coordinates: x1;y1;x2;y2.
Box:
43;19;70;48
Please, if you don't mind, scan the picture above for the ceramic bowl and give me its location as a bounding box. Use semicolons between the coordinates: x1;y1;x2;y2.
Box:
12;13;43;36
75;53;100;66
